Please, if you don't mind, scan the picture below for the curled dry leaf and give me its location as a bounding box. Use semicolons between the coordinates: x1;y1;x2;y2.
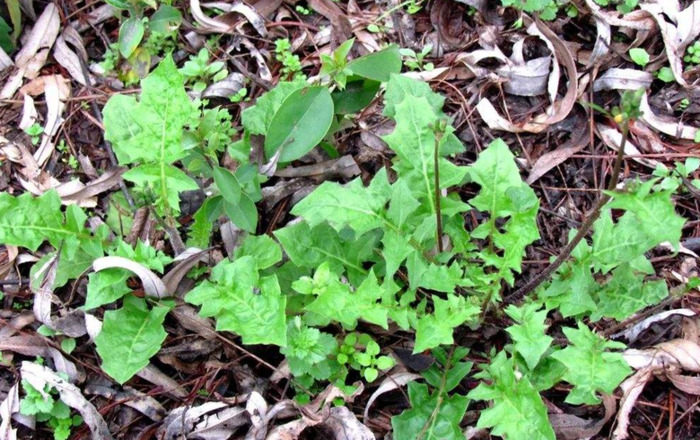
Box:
274;155;361;180
549;395;616;440
0;383;20;440
54;28;91;86
612;369;653;440
612;309;696;342
0;4;60;99
639;3;700;91
616;318;700;439
503;37;551;97
593;68;653;92
85;378;166;422
0;334;81;383
639;92;699;141
158;402;242;440
31;253;58;329
203;72;246;99
596;123;659;169
92;256;168;298
324;406;374;440
476;19;578;133
16;75;70;167
192;0;267;36
20;361;114;440
267;384;369;440
162;247;209;296
58;168;126;207
364;371;422;421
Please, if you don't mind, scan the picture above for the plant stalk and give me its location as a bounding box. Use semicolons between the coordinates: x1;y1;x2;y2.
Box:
505;123;630;304
434;130;444;253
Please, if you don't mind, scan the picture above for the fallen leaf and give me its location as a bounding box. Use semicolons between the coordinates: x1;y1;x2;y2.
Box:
0;383;20;440
364;371;421;420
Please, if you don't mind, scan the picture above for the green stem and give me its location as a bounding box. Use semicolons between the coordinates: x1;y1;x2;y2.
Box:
434;130;444;253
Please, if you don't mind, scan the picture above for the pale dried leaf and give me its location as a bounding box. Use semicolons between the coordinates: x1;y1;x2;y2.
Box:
549;394;616;440
0;383;20;440
613;309;696;342
85;379;166;422
54;32;90;86
364;372;421;421
596;123;659;169
203;73;246;99
201;2;267;36
593;68;654;92
612;369;653;440
274;155;361;180
92;256;167;298
325;407;374;440
59;168;126;206
14;4;60;68
31;254;58;328
0;335;80;382
639;92;699;140
0;47;13;71
18;94;37;130
136;364;188;399
667;371;700;395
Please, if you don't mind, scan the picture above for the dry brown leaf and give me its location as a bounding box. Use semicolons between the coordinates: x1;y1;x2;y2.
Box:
162;248;209;297
203;72;246;99
274;155;361;180
596;123;659;169
526;112;588;184
136;364;188;399
476;18;578;133
639;2;700;91
85;379;166;422
308;0;353;46
54;28;91;86
192;0;267;36
549;394;616;440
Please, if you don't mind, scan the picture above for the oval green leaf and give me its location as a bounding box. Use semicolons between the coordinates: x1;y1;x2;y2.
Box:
150;5;182;33
346;45;402;82
332;78;381;114
264;86;334;162
119;17;145;58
